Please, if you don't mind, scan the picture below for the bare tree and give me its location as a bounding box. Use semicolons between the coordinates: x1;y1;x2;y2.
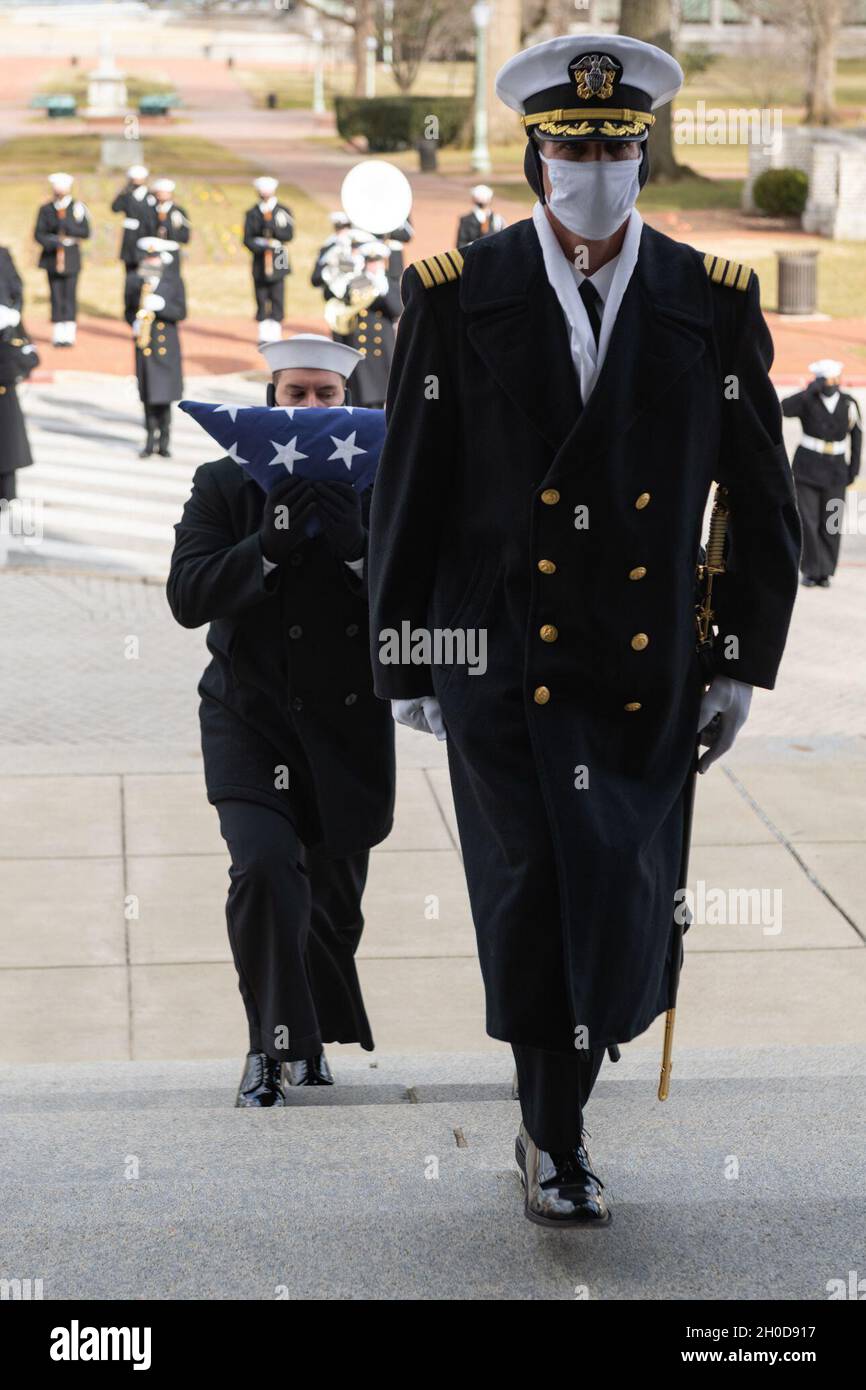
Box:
619;0;686;180
303;0;375;98
382;0;453;93
744;0;842;124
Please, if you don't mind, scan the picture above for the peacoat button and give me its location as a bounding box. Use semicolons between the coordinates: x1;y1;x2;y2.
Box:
344;692;358;706
291;697;304;712
539;624;558;642
373;349;382;356
158;348;167;355
345;623;359;637
358;334;367;343
631;632;649;651
540;489;560;506
533;685;551;705
537;558;556;574
629;565;647;580
359;348;367;356
156;321;164;329
635;492;651;510
288;624;303;639
624;701;642;712
143;348;152;356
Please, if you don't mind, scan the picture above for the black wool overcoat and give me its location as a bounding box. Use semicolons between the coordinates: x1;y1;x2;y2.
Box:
369;219;801;1053
167;458;395;857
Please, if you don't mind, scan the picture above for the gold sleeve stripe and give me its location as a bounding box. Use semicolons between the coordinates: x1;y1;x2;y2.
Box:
702;251;752;292
412;248;464;289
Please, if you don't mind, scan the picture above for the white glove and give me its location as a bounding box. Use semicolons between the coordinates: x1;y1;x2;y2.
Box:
697;675;753;774
391;696;446;742
143;293;165;312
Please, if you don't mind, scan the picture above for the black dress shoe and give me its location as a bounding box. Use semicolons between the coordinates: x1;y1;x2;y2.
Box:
817;576;831;587
801;576;817;587
235;1050;285;1107
515;1123;611;1227
287;1051;334;1086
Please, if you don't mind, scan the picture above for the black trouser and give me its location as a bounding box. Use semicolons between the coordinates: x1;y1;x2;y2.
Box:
795;477;844;579
48;272;78;322
512;1043;606;1152
254;279;285;321
215;798;373;1062
142;402;171;445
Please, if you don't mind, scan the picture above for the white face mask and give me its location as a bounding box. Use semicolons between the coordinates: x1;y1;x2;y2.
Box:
541;154;641;240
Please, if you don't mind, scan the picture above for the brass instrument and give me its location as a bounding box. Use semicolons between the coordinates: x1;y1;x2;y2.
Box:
135;275;158;351
658;483;730;1102
56;204;67;274
323;276;380;336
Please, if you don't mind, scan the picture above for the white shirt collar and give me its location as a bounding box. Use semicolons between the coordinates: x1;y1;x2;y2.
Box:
53;196;72;210
532;202;643;402
259;197;277;212
821;391;840;413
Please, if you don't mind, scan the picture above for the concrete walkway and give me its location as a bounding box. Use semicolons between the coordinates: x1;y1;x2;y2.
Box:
1;1046;863;1299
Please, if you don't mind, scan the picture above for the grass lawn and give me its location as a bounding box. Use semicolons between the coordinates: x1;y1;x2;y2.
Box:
0;139;336;321
0;134;253;178
238;59;472;109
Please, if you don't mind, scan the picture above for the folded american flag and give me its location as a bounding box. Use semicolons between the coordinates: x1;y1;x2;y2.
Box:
179;401;386;497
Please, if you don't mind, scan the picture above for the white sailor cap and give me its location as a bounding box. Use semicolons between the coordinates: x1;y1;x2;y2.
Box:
259;333;362;379
496;33;683;143
137;236;179;256
48;171;73;191
254;175;279;196
358;240;391;261
471;184;494;202
809;358;843;378
151;177;176;194
127;165;149;180
330;210;351;227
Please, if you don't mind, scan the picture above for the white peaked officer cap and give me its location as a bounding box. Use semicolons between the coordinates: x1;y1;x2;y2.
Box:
48;172;74;191
358;240;391;260
254;175;279;195
809;358;843;378
330;210;351;226
472;184;494;202
495;33;683;143
151;177;176;194
259;333;363;380
127;164;149;180
137;236;179;254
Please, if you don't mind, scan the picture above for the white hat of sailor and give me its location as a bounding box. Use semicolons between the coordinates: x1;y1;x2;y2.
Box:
809;359;843;379
254;175;279;196
495;33;683;143
151;177;176;194
127;165;149;180
48;171;74;191
259;333;363;380
358;240;391;261
471;184;494;202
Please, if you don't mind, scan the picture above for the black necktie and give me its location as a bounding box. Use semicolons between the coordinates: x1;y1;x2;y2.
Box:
578;278;602;349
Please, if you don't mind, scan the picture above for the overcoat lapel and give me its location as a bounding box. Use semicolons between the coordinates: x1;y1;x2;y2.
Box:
461;218;712;473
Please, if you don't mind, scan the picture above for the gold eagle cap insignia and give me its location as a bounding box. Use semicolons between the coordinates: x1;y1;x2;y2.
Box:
571;53;619;102
702;252;753;292
412;249;464;290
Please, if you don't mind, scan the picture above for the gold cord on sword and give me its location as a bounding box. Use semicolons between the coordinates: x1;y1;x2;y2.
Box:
658;483;730;1102
136;277;156;351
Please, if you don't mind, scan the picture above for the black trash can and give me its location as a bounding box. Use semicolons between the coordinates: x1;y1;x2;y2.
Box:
417;138;439;172
266;92;278;110
776;249;819;315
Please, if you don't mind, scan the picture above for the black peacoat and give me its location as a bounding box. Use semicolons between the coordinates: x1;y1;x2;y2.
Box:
111;184;157;266
125;268;186;406
369;218;800;1053
0;328;39;478
167;459;395;857
334;258;402;407
34;200;90;276
243;202;294;283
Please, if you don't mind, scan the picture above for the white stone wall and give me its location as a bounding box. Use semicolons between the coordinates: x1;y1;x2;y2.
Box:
744;129;866;241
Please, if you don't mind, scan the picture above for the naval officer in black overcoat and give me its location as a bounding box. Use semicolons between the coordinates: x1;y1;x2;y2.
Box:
167;334;395;1106
332;240;402;408
369;34;800;1227
34;172;91;348
782;358;862;587
111;164;155;307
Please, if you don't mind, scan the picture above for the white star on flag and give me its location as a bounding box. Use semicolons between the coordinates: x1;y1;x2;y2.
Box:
328;431;366;470
214;404;245;421
272;407;296;418
225;440;250;465
267;437;309;473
